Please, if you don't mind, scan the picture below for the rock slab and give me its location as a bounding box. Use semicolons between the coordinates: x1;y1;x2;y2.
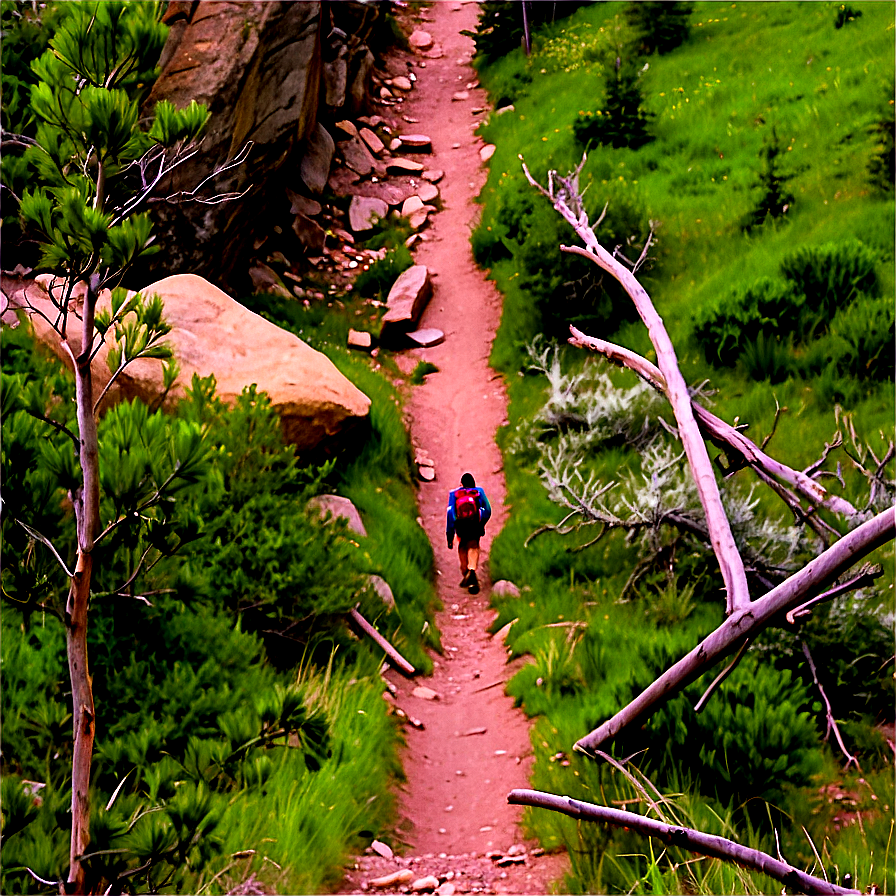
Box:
381;266;433;340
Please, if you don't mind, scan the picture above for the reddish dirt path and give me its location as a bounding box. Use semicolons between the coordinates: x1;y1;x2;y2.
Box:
338;3;567;895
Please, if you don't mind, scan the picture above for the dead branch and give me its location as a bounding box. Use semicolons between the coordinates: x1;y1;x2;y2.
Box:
568;327;860;521
574;508;894;755
800;641;860;771
785;564;882;624
507;789;859;895
693;636;753;713
348;607;415;677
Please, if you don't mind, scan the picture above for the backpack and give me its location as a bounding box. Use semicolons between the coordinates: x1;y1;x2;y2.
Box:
454;488;480;527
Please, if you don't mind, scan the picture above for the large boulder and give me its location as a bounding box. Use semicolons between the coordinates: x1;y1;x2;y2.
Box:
2;272;370;454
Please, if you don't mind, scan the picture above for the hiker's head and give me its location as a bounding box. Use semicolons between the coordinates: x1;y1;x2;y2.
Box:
461;472;475;488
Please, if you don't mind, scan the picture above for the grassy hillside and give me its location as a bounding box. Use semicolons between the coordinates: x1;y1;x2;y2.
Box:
471;3;894;893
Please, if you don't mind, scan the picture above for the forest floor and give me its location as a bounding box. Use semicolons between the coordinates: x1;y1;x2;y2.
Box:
336;3;568;895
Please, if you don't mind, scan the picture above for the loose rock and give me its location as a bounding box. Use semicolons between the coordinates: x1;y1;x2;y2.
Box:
370;869;413;888
348;195;389;232
386;157;426;174
359;127;385;155
348;328;373;351
301;123;335;194
409;29;434;50
412;686;439;701
406;328;445;348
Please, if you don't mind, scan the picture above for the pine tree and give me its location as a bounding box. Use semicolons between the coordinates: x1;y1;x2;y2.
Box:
6;3;239;890
574;56;655;150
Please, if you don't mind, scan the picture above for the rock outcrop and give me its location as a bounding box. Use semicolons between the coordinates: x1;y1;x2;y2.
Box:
140;1;388;289
2;272;370;454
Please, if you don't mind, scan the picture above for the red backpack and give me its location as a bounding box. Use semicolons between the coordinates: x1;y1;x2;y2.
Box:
454;488;480;526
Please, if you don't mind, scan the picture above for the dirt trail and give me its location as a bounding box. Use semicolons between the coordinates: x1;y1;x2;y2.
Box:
338;3;566;895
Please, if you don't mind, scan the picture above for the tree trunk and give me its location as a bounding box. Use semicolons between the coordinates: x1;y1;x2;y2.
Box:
64;276;101;895
64;556;95;896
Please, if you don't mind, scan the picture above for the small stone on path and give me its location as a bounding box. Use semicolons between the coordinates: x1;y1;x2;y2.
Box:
452;90;469;101
412;685;439;701
359;127;385;155
370;868;413;888
387;157;425;174
409;29;434;50
370;840;393;860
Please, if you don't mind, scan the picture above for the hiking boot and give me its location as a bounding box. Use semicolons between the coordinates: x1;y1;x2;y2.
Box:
460;569;473;588
467;570;480;594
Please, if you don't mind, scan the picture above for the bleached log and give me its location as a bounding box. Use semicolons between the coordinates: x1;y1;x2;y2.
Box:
349;607;416;677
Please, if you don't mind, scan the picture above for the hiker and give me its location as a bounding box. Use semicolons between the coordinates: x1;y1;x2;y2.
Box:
446;472;492;595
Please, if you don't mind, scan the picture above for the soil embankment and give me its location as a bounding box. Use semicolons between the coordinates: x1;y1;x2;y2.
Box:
339;3;567;894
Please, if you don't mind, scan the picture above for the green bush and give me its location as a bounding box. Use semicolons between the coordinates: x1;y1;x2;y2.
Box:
516;186;652;340
625;1;694;56
741;128;797;232
645;657;824;813
828;294;895;381
693;277;801;367
779;239;880;323
739;331;793;383
693;240;882;368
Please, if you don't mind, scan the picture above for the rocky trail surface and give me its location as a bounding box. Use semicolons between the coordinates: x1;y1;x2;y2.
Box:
337;3;567;895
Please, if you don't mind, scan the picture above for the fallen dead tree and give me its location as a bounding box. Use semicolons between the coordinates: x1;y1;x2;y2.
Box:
514;154;894;890
507;789;860;896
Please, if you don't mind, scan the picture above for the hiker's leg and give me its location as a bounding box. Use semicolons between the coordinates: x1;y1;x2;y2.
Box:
458;542;470;574
467;543;480;572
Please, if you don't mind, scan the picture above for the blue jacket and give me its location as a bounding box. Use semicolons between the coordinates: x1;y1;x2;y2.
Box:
446;486;491;542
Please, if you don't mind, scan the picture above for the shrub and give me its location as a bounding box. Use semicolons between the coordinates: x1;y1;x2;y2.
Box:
464;1;590;65
780;239;880;323
693;277;801;367
625;1;694;56
828;294;895;381
645;656;824;813
739;332;793;383
694;240;881;368
834;4;863;28
867;81;895;193
516;187;652;339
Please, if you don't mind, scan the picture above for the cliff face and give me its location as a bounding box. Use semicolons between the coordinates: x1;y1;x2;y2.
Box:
141;0;385;290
